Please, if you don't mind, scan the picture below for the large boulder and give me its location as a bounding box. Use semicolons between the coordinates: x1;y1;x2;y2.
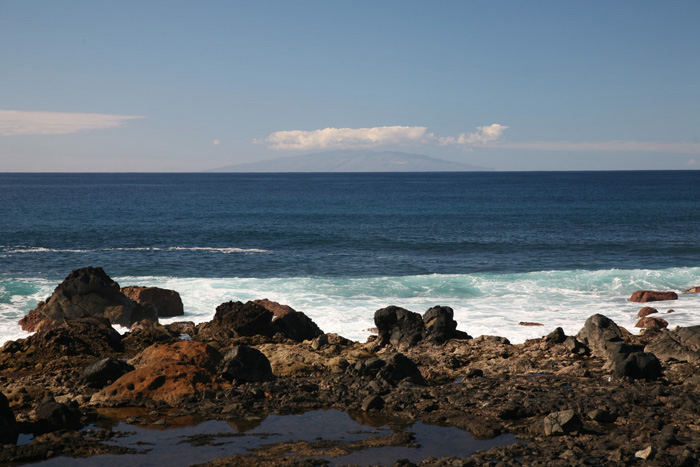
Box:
0;392;18;445
610;351;662;381
575;314;626;359
19;267;157;331
121;286;184;318
254;300;323;342
683;286;700;293
629;290;678;303
645;326;700;365
33;395;82;435
423;306;470;343
91;341;229;406
374;306;425;348
211;301;274;337
218;345;275;383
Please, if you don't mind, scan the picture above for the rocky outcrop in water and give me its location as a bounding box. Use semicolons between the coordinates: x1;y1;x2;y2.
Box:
18;267;157;331
121;286;184;318
374;305;470;349
629;290;679;303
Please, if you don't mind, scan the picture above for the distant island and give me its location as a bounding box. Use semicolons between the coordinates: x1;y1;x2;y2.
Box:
208;150;493;172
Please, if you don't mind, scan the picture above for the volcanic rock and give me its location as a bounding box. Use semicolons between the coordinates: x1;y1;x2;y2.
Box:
635;316;668;329
0;392;18;445
91;341;228;406
637;307;658;318
219;345;275;383
377;353;426;386
629;290;678;303
610;351;662;380
34;395;82;435
121;286;184;317
575;314;625;358
374;306;425;348
0;317;122;372
645;326;700;364
272;311;323;342
209;301;274;338
423;306;470;343
253;299;296;317
80;357;135;389
19;267;157;331
543;409;582;436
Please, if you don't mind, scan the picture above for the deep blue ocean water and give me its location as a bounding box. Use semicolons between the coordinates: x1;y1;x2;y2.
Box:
2;171;699;343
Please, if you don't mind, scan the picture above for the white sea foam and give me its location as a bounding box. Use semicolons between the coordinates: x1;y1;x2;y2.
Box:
2;268;699;346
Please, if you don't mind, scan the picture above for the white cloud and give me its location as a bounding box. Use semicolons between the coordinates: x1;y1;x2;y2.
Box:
0;109;145;136
260;126;432;150
493;140;700;155
438;124;509;146
258;124;510;150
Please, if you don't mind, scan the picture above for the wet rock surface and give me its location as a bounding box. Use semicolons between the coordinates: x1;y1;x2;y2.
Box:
4;272;700;466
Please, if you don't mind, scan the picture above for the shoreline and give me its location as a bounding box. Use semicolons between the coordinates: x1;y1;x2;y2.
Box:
2;268;700;466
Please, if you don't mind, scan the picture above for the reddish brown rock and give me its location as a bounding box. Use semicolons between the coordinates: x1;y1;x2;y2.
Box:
121;286;184;318
635;316;669;329
684;286;700;293
519;322;544;327
91;341;229;406
19;267;157;332
629;290;678;303
667;309;675;314
254;299;323;342
254;299;296;318
637;307;658;318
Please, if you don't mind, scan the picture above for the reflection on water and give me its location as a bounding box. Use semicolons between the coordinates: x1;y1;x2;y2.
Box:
34;409;517;467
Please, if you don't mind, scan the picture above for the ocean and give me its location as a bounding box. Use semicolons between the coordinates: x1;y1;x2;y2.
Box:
1;171;699;346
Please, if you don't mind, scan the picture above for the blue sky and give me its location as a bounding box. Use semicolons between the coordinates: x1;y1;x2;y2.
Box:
1;0;699;171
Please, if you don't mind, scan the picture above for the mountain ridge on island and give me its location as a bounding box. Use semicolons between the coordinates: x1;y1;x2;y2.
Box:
208;150;493;172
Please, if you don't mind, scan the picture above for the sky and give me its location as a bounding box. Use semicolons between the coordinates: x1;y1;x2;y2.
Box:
1;0;699;171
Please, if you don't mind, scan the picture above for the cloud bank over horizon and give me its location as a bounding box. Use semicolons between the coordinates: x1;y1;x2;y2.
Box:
259;124;509;150
0;109;145;136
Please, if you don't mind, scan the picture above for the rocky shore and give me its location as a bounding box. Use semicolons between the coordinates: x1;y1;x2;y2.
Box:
2;267;700;466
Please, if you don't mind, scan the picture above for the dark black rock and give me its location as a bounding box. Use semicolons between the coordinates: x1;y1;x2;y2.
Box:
374;306;425;348
80;357;135;388
576;314;624;358
219;345;275;383
544;327;567;344
423;306;470;343
0;392;18;445
564;336;589;355
611;351;662;381
466;368;484;378
645;326;700;364
34;395;82;435
377;353;426;386
213;301;274;337
272;311;323;342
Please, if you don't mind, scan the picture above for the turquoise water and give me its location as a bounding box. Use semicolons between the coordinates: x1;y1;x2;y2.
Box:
1;172;699;344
